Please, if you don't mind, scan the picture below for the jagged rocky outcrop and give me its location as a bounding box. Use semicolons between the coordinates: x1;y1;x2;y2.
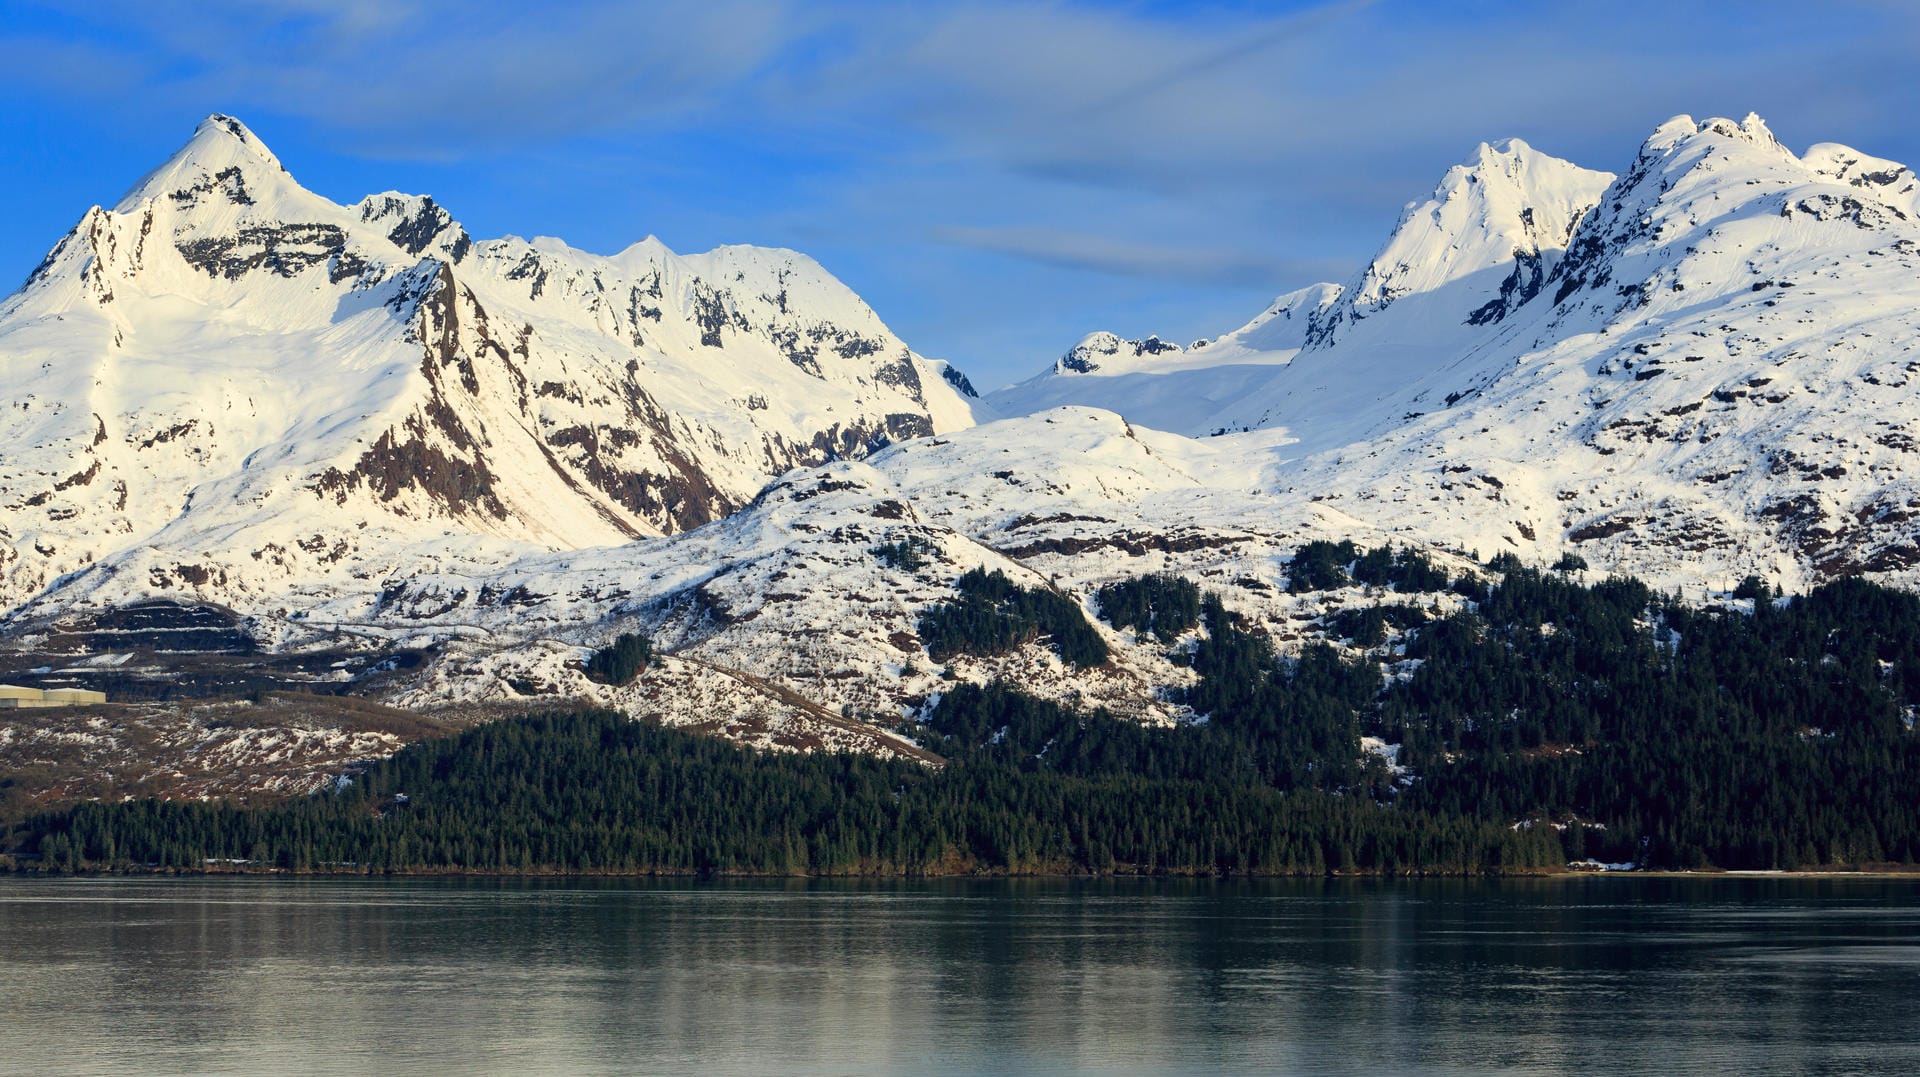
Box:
1055;332;1183;374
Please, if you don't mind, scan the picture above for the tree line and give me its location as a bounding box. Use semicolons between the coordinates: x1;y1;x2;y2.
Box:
13;707;1555;877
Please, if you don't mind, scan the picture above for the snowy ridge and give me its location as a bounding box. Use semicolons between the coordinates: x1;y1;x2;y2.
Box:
989;284;1342;434
244;408;1422;740
359;406;1477;740
989;136;1615;443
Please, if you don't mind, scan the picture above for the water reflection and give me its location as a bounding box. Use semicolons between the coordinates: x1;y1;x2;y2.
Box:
0;876;1915;1074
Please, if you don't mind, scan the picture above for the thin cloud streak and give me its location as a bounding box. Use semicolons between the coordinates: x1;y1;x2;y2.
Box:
935;224;1340;287
1064;0;1378;121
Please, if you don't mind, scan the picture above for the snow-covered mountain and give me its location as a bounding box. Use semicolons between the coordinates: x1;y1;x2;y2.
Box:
9;112;1920;763
0;115;981;617
995;114;1920;587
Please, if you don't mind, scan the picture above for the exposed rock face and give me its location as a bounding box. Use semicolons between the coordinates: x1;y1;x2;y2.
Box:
1055;332;1184;374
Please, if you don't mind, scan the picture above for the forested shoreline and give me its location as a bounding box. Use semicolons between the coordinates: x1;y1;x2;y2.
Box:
7;553;1920;878
7;709;1563;877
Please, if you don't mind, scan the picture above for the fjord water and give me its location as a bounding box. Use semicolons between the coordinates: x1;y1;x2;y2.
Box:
1;877;1914;1075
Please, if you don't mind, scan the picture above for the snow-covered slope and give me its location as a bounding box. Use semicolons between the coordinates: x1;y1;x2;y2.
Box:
986;284;1341;435
0;115;980;617
81;407;1415;745
323;406;1478;743
990;138;1614;443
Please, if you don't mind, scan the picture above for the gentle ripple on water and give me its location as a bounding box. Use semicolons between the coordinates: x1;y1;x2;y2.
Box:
0;875;1916;1075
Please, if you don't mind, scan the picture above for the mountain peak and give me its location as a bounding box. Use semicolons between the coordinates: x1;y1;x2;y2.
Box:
1471;137;1536;165
193;114;282;164
1305;136;1612;344
1738;111;1777;143
1446;135;1594;197
1640;113;1791;164
1800;141;1920;218
115;113;290;212
1055;331;1183;374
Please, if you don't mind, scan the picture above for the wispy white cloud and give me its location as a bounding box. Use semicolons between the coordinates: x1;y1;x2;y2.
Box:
934;223;1337;286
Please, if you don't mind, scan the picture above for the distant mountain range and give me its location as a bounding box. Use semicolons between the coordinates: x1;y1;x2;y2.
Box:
7;111;1920;757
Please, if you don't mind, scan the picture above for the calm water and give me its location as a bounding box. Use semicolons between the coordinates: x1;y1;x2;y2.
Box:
0;875;1915;1075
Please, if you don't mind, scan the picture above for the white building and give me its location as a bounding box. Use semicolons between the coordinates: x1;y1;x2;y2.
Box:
0;685;108;709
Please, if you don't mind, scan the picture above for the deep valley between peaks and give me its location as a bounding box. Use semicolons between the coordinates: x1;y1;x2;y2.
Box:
5;112;1920;876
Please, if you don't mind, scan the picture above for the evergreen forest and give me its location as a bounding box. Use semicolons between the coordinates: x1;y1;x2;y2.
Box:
9;546;1920;877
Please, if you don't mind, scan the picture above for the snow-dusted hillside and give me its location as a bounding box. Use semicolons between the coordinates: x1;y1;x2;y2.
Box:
36;406;1449;754
0;115;980;617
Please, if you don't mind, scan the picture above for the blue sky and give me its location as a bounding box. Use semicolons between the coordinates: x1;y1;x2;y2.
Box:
2;0;1917;388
